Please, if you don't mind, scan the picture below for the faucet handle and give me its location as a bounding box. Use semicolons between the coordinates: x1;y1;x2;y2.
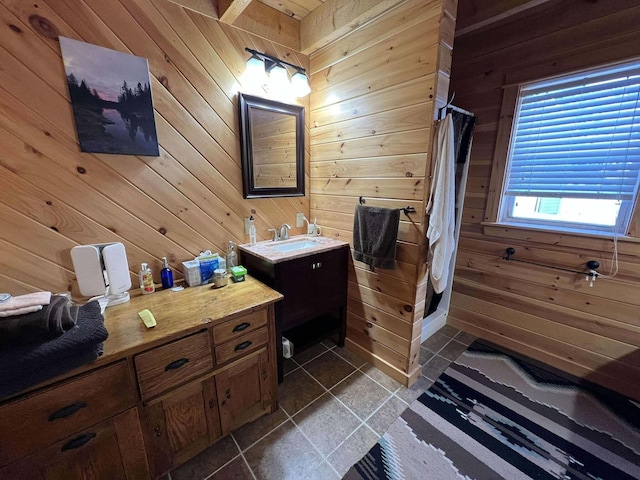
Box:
268;228;279;241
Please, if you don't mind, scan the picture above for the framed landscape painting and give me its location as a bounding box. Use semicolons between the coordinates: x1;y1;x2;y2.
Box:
59;36;159;156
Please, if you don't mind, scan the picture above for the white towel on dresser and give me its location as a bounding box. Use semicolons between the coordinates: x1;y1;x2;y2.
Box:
426;114;455;294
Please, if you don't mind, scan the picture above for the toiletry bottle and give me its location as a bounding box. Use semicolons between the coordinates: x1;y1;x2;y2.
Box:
227;241;238;271
139;263;155;294
249;215;257;245
161;257;174;289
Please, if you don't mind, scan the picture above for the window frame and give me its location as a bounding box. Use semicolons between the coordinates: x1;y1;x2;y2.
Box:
484;69;640;239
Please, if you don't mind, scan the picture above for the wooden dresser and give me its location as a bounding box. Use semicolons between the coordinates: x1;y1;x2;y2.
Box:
0;277;282;480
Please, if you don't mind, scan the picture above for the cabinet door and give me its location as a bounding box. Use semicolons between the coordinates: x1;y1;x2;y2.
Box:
141;377;221;478
312;247;348;314
277;257;316;328
0;409;148;480
216;349;271;435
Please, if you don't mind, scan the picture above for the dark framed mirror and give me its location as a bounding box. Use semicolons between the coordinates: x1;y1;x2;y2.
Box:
239;93;305;198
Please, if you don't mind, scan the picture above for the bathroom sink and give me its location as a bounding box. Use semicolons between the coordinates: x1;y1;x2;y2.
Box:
268;240;318;253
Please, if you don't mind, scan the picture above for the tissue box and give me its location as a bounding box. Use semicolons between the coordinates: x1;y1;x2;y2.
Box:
230;266;247;282
182;260;201;287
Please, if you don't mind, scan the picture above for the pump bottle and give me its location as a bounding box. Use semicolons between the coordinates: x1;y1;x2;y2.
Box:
249;215;257;245
161;257;174;289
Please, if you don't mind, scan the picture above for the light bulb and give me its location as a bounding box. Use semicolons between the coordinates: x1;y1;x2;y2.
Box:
268;63;290;97
291;71;311;97
245;54;268;87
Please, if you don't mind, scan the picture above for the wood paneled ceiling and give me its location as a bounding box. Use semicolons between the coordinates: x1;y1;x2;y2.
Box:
258;0;325;20
168;0;410;53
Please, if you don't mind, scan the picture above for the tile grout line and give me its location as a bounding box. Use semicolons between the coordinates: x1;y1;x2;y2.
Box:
289;411;342;478
291;351;395;474
177;332;462;479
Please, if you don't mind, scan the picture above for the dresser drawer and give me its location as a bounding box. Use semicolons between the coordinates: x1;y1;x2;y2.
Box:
0;361;133;467
214;327;268;365
135;331;213;400
212;309;267;346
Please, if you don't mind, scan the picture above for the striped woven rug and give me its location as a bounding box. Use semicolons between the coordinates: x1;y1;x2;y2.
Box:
345;340;640;480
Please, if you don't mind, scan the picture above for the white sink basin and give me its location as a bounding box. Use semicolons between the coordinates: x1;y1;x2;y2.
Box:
268;240;318;253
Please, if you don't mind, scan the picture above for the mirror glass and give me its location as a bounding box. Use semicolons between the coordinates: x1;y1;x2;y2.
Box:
239;93;305;198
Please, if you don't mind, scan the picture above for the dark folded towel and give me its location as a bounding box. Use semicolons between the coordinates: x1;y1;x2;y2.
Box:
0;301;108;399
353;204;400;270
0;295;78;343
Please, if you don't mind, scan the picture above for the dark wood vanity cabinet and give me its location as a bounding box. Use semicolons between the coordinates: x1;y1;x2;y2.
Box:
241;246;349;381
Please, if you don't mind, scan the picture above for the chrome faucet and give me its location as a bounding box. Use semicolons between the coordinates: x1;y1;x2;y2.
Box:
279;223;292;241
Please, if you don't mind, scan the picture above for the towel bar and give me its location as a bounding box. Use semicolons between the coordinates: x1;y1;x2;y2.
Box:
503;247;599;276
358;196;416;216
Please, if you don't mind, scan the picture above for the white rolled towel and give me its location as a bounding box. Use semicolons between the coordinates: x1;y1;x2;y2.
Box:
0;292;52;317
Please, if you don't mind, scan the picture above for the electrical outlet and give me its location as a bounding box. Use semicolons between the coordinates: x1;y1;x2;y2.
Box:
296;212;305;228
244;217;251;234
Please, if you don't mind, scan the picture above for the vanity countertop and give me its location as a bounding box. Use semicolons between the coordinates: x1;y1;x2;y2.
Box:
0;276;283;403
101;275;282;360
238;235;349;264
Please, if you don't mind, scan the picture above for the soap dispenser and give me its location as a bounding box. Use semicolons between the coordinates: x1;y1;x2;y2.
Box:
249;215;257;246
161;257;174;289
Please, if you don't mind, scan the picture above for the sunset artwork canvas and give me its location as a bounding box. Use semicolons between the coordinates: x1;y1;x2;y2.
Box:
59;36;159;156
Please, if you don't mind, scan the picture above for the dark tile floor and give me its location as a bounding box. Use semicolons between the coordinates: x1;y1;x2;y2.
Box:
169;325;475;480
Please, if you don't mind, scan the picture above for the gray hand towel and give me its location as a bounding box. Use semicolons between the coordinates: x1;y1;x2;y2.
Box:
0;300;107;399
353;204;400;270
0;295;78;342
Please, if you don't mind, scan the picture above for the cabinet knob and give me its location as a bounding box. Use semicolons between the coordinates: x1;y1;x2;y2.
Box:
234;340;252;351
232;322;251;332
61;433;96;452
165;358;189;371
366;322;373;328
48;401;88;421
209;399;215;409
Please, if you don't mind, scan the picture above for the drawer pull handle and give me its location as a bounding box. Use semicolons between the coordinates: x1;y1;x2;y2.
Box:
366;322;373;328
234;341;252;351
48;402;88;421
232;322;251;332
61;433;96;452
165;358;189;371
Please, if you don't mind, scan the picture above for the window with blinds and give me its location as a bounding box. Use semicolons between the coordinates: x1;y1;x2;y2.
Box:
499;60;640;235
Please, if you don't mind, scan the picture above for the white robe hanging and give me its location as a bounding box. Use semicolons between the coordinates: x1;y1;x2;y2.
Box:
426;114;455;294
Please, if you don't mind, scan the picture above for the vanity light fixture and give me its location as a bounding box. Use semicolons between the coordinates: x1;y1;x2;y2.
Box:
245;51;268;86
244;47;311;98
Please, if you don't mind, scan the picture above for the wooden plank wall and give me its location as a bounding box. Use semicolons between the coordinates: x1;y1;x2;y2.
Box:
308;0;455;384
0;0;309;296
448;0;640;400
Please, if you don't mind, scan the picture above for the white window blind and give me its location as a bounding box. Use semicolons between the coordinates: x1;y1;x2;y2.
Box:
505;62;640;201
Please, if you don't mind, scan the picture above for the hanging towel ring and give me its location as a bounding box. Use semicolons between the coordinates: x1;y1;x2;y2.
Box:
438;92;456;120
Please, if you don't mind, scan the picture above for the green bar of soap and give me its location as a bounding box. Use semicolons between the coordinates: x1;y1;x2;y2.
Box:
230;266;247;276
230;265;247;282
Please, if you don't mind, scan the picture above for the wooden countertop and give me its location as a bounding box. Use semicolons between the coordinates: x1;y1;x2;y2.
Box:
103;275;283;360
1;276;282;403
